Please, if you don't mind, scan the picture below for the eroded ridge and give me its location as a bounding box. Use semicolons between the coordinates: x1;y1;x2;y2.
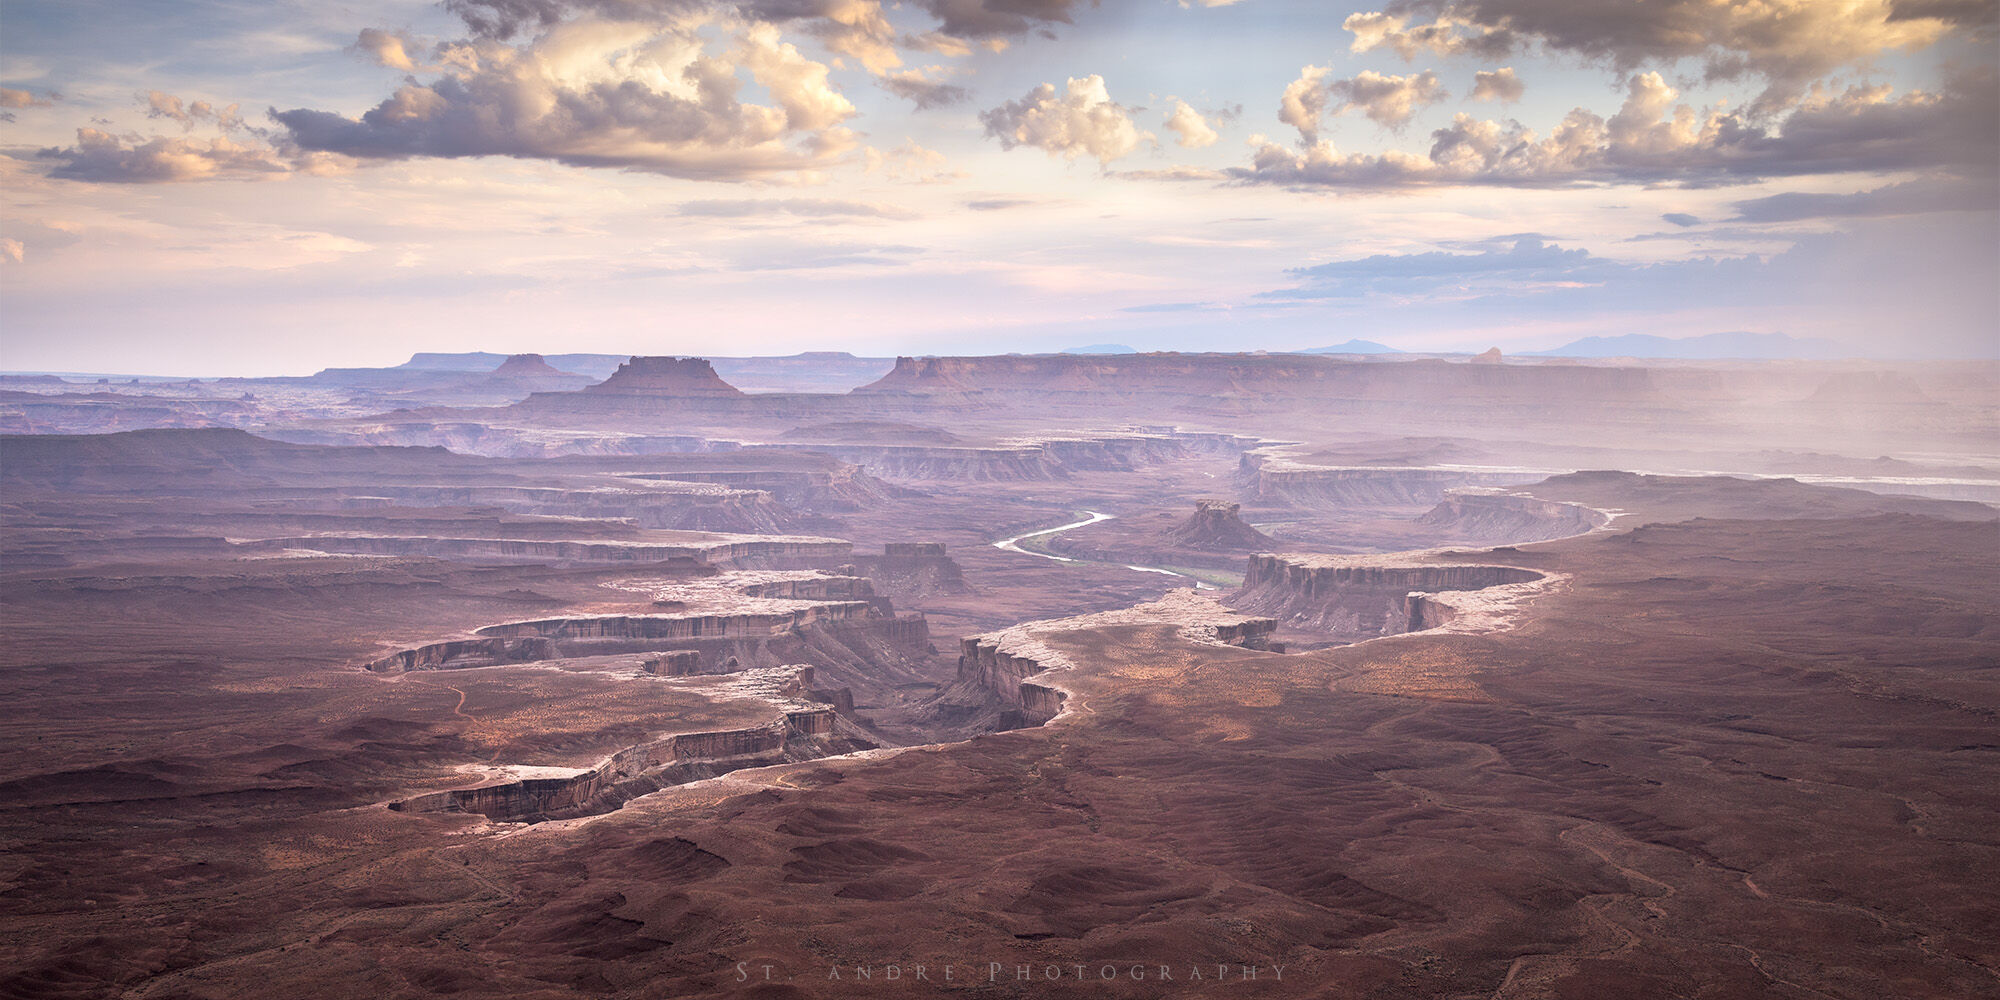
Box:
957;589;1279;726
363;569;928;674
1232;551;1557;641
389;665;874;823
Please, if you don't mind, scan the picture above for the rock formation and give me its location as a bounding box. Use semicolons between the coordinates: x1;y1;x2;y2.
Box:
643;651;702;676
847;542;972;598
488;354;572;378
1165;499;1276;551
581;357;746;397
389;665;872;822
951;590;1277;727
1416;490;1609;544
1232;552;1549;639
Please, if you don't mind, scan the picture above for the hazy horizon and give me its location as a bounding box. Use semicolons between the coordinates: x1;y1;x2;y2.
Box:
3;0;1995;375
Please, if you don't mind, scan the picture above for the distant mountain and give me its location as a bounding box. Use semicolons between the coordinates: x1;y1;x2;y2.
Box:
1295;340;1402;354
1524;332;1846;360
1060;344;1137;354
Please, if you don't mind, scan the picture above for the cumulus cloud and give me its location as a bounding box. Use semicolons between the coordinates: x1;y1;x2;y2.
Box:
1280;67;1445;139
353;28;427;71
1278;65;1333;142
1662;212;1700;227
980;75;1149;164
1328;70;1446;129
145;91;244;131
1232;68;2000;190
1164;99;1218;148
1;88;57;108
1343;0;1974;110
276;14;859;181
1471;67;1523;102
741;0;903;74
37;128;295;183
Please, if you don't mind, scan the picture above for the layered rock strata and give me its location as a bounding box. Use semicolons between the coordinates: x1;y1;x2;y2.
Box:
1416;489;1610;544
1232;552;1552;640
363;571;930;675
956;590;1277;727
390;666;871;822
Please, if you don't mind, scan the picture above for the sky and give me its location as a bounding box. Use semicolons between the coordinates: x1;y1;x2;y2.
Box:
0;0;1995;376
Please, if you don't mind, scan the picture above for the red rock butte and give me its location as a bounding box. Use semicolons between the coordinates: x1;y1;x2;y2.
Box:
582;356;745;396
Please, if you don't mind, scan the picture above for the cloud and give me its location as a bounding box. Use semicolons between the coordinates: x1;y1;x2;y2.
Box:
1232;68;2000;189
1278;65;1332;142
1343;0;1977;110
1662;212;1700;226
881;69;970;108
675;197;918;218
1729;176;2000;222
1327;69;1446;129
741;0;903;75
913;0;1085;39
276;15;859;182
0;218;83;264
1;88;57;109
980;75;1149;164
1164;100;1218;148
442;0;603;39
145;91;244;131
1270;235;1611;299
964;197;1038;210
37;128;295;183
353;28;420;71
1470;67;1523;102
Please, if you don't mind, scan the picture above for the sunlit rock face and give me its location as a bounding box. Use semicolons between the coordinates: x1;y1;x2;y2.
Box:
1233;553;1548;640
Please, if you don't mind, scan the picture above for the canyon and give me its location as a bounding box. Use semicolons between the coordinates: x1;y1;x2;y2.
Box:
1;350;1995;1000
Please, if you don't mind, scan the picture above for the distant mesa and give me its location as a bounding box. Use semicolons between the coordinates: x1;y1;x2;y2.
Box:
583;357;746;397
489;353;573;378
1471;347;1504;364
1061;344;1137;355
1166;499;1276;552
1295;339;1403;355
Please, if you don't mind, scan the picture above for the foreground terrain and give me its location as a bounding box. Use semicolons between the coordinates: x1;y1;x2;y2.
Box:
1;352;1995;998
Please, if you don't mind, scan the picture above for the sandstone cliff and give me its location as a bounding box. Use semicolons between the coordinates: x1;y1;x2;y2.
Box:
390;666;873;822
1416;490;1609;544
1232;552;1550;640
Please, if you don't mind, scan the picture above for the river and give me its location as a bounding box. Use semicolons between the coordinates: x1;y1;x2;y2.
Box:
991;510;1216;590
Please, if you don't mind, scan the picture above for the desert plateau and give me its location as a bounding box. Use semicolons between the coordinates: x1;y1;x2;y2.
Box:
4;0;1997;996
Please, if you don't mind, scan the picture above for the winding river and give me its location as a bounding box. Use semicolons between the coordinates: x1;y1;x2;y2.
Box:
992;510;1216;590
